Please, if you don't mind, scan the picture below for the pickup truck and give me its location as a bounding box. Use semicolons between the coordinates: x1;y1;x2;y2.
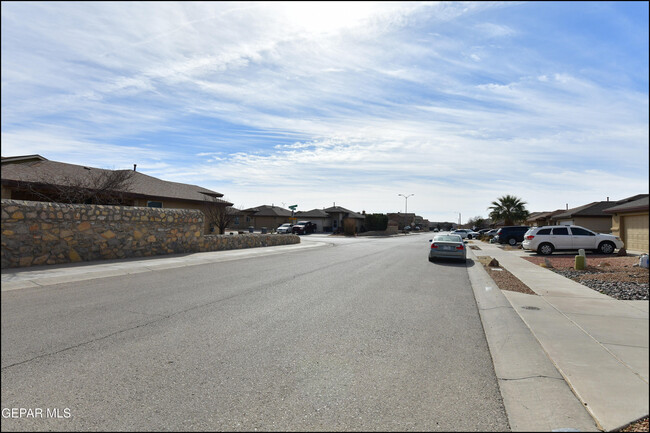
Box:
291;221;317;235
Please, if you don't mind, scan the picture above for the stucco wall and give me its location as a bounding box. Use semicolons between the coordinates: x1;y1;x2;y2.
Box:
1;199;299;269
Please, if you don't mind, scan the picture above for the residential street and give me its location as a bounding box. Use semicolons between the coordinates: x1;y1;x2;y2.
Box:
1;234;509;431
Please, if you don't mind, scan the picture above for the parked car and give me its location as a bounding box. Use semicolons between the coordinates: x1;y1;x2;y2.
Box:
404;225;412;231
450;229;479;239
429;234;466;262
493;226;530;246
276;223;293;234
291;221;317;235
522;225;624;255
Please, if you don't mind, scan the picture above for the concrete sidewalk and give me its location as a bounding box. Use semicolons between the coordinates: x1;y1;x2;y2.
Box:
468;241;648;431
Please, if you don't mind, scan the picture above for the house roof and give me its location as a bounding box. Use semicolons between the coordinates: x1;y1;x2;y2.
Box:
603;195;649;214
551;201;618;219
323;206;365;219
243;205;292;217
295;209;330;218
527;210;565;222
1;155;232;205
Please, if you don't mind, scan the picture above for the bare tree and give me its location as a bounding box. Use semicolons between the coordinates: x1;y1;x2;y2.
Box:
203;196;239;234
15;169;135;205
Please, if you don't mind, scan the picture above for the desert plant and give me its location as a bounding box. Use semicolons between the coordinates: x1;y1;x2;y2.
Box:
488;195;530;226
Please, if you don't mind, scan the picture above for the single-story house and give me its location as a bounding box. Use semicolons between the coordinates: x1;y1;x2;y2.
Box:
294;208;331;232
1;154;232;233
323;205;366;233
526;210;565;227
603;194;649;253
550;200;621;233
237;205;293;231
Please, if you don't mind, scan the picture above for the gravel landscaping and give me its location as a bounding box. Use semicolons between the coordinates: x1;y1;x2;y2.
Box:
522;255;649;301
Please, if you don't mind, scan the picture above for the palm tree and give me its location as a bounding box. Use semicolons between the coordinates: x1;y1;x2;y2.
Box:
488;195;530;226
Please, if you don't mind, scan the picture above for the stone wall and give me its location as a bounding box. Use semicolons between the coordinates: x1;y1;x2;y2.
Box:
1;199;300;269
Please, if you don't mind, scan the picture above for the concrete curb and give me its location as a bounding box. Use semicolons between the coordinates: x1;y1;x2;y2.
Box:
1;241;330;291
466;247;600;431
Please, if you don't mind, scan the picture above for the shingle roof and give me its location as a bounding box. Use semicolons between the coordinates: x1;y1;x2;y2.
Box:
295;209;330;218
243;205;292;217
323;206;365;219
552;201;618;219
527;210;564;222
1;156;231;205
603;196;649;214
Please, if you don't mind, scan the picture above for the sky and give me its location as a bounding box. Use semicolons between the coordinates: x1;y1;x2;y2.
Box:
2;1;648;224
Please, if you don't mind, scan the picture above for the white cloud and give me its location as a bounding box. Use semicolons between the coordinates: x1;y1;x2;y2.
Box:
1;1;648;221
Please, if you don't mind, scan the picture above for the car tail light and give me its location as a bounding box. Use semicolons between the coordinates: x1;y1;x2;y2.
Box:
526;235;535;240
456;245;464;250
431;243;438;249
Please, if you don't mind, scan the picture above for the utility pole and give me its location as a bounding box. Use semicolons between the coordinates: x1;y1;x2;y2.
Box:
398;193;414;230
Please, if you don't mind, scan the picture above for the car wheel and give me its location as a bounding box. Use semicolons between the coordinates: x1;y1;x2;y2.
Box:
598;241;615;255
467;234;472;239
429;256;436;262
538;243;554;255
508;237;517;246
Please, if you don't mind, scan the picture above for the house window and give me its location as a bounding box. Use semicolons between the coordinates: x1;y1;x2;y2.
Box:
246;216;251;223
234;217;240;225
147;201;163;208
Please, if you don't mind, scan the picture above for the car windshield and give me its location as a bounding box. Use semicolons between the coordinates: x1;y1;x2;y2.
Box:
434;235;462;242
281;224;291;227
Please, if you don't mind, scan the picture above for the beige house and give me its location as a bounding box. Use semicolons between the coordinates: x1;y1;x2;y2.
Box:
526;210;565;227
550;200;620;233
237;205;293;231
294;209;331;232
1;154;232;233
604;195;649;253
323;205;366;233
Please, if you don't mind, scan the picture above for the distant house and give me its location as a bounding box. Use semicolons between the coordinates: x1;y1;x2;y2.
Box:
238;205;292;231
603;194;649;253
1;154;232;233
387;212;416;230
323;205;366;233
550;200;621;233
294;208;331;232
526;210;565;227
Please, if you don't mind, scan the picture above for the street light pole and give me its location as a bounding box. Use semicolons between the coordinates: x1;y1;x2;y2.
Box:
398;193;414;229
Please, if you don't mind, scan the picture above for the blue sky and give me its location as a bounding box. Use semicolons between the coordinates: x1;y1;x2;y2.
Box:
2;1;648;223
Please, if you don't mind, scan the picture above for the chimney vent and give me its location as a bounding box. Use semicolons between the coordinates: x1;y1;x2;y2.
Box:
133;164;137;171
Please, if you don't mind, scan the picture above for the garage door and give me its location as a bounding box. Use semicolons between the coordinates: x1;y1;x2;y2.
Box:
622;214;649;253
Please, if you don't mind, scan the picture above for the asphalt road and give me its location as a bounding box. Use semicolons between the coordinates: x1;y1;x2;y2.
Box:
1;233;509;431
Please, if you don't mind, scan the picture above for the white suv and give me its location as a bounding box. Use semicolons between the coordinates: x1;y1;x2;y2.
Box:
522;225;624;255
450;229;480;239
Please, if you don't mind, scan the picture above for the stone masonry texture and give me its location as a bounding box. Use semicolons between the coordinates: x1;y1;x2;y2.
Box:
1;199;300;269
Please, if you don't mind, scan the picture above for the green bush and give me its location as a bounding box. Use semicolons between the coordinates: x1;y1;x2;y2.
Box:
365;213;388;231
